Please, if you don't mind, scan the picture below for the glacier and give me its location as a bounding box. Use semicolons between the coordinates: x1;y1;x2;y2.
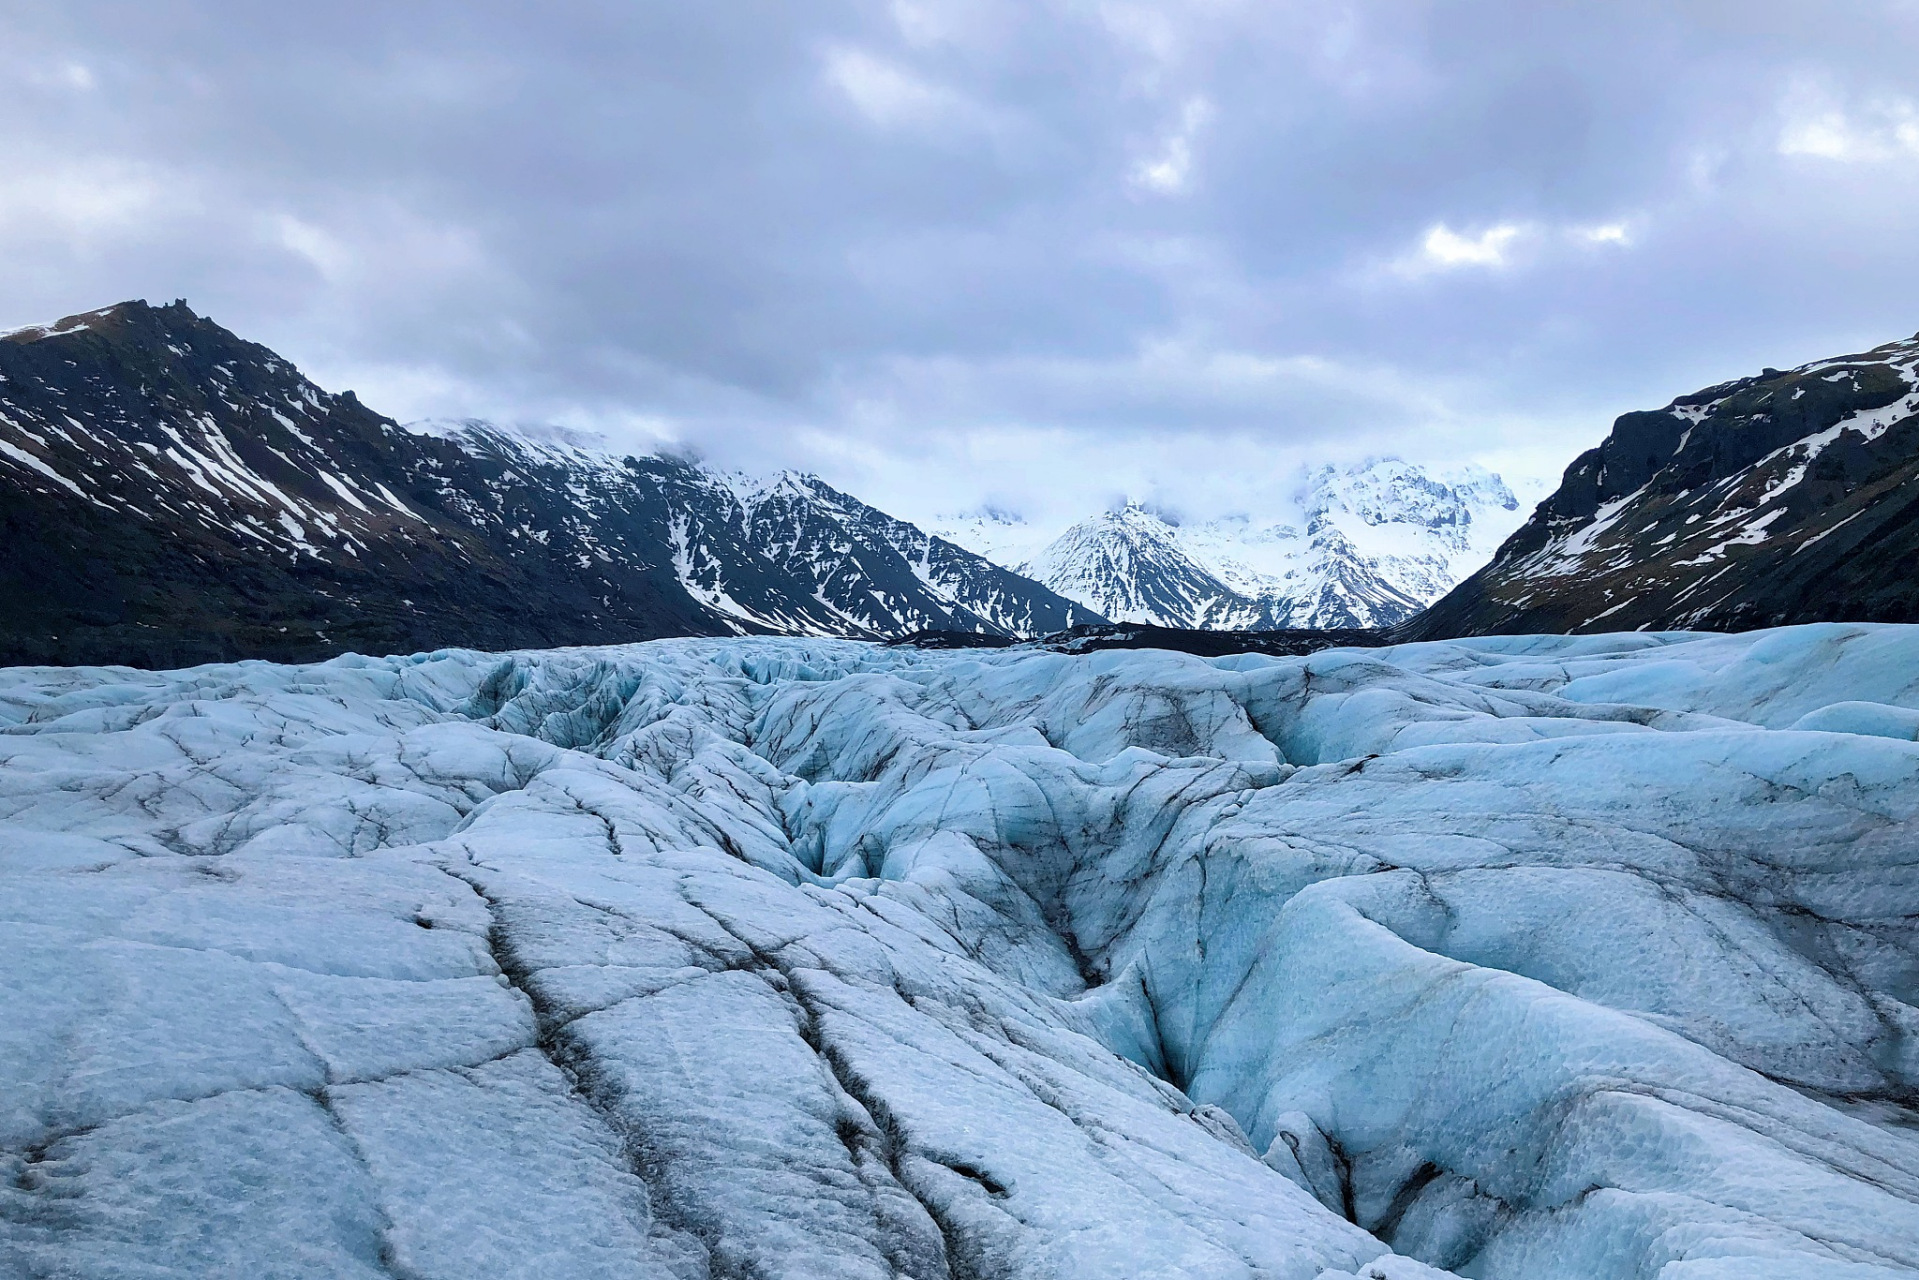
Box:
1;623;1917;1279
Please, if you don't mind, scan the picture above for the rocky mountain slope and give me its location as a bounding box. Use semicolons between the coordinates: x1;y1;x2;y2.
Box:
1410;333;1919;636
0;302;1091;666
723;468;1094;639
936;461;1526;630
5;626;1916;1278
408;421;1098;642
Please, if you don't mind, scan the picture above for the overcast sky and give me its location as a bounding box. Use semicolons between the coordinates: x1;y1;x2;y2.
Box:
7;2;1919;526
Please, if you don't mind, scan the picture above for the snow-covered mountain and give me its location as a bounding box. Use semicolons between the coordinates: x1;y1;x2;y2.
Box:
1413;331;1919;637
1021;503;1253;628
409;420;1101;641
0;301;1092;665
934;459;1528;630
6;625;1917;1278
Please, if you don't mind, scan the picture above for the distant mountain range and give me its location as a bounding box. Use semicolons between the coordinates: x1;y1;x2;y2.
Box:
0;302;1093;666
1411;331;1919;637
9;298;1917;666
932;461;1530;630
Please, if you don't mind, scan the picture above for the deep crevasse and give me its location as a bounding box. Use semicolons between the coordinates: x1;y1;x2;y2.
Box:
1;624;1916;1279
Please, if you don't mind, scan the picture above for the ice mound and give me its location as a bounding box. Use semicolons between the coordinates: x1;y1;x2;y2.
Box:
1;623;1916;1279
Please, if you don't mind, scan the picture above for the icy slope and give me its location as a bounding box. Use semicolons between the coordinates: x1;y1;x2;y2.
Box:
2;624;1917;1278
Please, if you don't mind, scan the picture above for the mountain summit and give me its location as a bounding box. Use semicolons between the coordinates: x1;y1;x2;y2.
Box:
0;302;1092;665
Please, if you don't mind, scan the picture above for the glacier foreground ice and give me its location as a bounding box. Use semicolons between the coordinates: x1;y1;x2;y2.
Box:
1;623;1917;1279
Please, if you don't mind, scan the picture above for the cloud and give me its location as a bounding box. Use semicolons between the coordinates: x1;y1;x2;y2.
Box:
1391;217;1636;276
1129;96;1212;195
822;44;958;127
273;214;354;282
1573;221;1631;245
0;159;164;234
1416;222;1526;269
887;0;980;49
18;56;96;91
5;2;1919;527
1777;90;1919;162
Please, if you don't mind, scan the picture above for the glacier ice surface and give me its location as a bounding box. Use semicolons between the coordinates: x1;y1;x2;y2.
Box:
2;621;1917;1279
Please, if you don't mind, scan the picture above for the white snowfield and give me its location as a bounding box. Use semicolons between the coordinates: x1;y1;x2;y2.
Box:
2;624;1917;1280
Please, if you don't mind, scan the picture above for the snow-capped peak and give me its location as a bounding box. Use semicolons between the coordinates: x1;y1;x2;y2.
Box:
935;458;1533;630
1023;503;1230;626
404;418;620;463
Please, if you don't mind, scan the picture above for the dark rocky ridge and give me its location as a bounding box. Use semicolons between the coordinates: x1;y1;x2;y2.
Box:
1028;622;1389;657
889;624;1388;657
1407;331;1919;638
0;301;1093;667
